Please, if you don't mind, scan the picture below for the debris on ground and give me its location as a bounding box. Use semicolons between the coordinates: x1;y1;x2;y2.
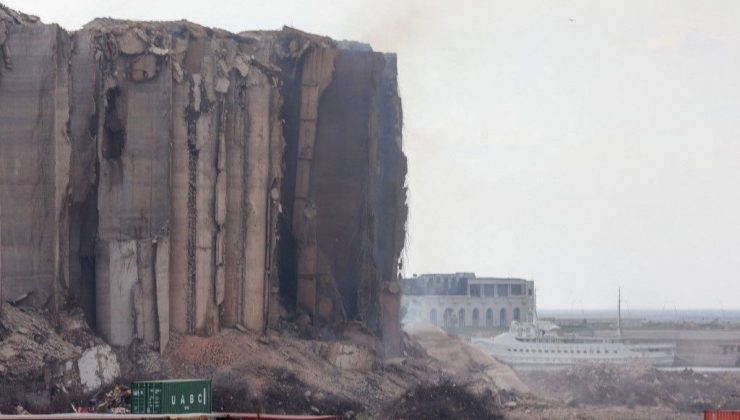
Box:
520;363;740;412
96;385;130;414
404;323;530;393
382;378;503;420
0;305;123;413
0;305;82;382
78;345;120;393
161;328;428;417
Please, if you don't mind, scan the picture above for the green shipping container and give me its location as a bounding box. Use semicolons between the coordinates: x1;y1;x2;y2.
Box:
131;379;212;414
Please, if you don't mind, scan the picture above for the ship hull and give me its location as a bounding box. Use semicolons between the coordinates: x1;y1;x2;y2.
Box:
473;333;675;368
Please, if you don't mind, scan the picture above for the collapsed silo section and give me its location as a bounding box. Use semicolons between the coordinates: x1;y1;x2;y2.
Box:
85;23;173;347
165;28;285;336
373;53;407;357
0;10;408;355
281;37;408;356
79;22;288;346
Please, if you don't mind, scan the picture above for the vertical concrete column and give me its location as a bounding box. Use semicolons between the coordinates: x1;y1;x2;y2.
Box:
0;23;70;309
155;235;170;352
193;50;219;335
214;129;227;313
266;90;284;328
136;240;158;345
221;73;246;327
242;68;271;332
52;28;72;322
293;47;337;318
169;49;190;333
169;34;221;335
376;53;406;357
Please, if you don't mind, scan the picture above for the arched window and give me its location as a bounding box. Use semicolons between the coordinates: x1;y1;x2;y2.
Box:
458;308;465;328
443;308;455;328
499;308;508;327
486;308;494;328
513;307;521;322
430;309;437;325
472;308;480;327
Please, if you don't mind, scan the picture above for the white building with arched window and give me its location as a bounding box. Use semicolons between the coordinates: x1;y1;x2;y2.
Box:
401;273;535;331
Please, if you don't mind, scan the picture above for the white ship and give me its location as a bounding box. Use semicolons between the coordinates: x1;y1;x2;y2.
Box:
472;289;676;367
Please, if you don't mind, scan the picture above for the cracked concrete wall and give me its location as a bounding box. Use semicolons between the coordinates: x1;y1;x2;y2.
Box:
0;8;71;317
291;46;407;355
90;25;173;345
68;29;100;326
0;4;407;356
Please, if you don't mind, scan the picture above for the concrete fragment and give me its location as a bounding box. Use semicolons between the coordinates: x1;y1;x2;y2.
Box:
96;240;138;346
116;31;147;55
215;230;225;305
0;19;12;70
233;55;250;77
215;77;229;93
148;46;169;56
172;60;184;82
325;342;376;371
77;344;120;393
215;172;227;225
130;53;158;81
133;281;144;339
155;235;170;352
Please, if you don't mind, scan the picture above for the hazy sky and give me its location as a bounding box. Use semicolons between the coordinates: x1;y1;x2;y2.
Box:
8;0;740;309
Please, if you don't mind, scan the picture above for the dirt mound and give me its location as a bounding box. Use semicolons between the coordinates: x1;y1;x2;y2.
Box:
383;378;503;420
0;305;112;413
160;327;448;417
205;368;362;417
404;322;530;393
521;364;740;412
0;306;82;382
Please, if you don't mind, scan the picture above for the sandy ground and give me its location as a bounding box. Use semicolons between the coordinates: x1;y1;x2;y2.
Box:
505;405;699;419
160;326;450;416
404;323;529;393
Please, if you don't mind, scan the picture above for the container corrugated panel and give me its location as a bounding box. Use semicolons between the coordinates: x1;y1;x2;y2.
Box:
705;410;740;420
131;379;212;414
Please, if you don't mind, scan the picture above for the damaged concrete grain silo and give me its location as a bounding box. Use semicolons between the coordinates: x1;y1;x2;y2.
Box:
0;3;407;357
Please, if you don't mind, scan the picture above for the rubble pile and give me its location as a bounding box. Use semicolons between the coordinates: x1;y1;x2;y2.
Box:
0;305;120;413
404;323;531;393
0;305;80;383
382;378;503;420
69;384;131;414
154;326;477;417
521;364;740;412
92;384;131;414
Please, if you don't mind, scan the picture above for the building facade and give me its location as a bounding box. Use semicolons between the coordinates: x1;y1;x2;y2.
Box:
401;273;535;330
